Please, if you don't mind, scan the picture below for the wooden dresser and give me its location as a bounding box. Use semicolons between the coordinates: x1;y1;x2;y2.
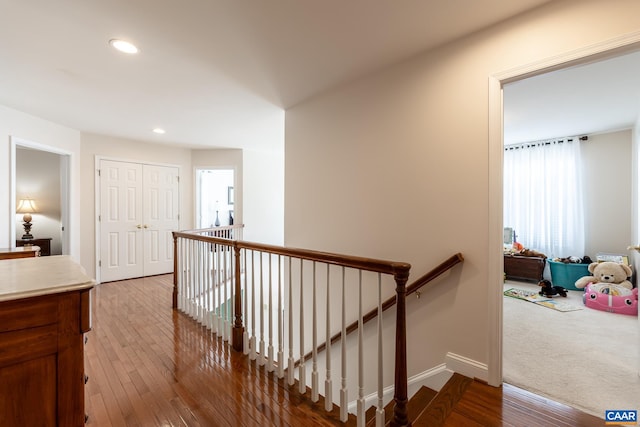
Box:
0;256;94;427
504;254;546;282
16;237;52;256
0;246;40;260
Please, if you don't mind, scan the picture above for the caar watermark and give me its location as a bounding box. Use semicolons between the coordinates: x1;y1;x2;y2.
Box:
605;410;637;425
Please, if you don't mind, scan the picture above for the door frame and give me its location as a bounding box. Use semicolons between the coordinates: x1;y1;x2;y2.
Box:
487;31;640;387
95;155;181;284
10;136;72;255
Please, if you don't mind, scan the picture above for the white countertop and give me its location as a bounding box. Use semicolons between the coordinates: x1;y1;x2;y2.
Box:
0;255;94;302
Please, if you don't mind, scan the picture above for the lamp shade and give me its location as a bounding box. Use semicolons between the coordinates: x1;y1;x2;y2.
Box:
16;198;37;214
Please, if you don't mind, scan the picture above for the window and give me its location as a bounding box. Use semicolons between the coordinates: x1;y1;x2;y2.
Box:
504;138;584;258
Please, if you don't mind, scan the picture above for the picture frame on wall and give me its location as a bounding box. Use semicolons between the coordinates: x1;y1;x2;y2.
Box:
228;186;234;205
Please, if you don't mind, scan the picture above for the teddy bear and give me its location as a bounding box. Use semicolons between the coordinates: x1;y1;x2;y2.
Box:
574;261;633;290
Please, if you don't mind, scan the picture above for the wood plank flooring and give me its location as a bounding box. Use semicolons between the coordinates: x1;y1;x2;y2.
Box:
443;380;612;427
85;275;609;426
85;274;345;427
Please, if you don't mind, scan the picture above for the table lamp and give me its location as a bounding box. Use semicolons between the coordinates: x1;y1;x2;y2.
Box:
16;198;37;239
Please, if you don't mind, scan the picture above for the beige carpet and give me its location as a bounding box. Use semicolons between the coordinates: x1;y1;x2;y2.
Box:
503;280;639;419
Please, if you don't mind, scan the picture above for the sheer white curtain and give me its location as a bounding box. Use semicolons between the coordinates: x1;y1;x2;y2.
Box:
504;137;585;259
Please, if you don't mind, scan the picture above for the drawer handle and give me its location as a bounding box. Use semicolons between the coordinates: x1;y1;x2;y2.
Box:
84;374;89;384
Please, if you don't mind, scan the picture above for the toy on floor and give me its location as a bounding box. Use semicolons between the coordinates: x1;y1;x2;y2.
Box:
583;284;638;316
574;261;633;290
538;279;568;298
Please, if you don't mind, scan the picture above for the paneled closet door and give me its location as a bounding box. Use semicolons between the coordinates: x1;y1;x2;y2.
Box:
99;160;144;282
143;164;179;276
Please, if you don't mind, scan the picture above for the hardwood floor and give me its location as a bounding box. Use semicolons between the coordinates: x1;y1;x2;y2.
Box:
85;275;609;426
85;274;348;427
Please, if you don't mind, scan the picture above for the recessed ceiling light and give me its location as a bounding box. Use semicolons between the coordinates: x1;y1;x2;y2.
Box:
153;128;166;134
109;39;139;54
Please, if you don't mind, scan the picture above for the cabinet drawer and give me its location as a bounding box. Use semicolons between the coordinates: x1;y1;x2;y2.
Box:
0;324;58;367
0;295;58;333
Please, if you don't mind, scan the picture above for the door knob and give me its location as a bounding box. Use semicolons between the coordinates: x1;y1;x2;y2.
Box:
144;224;149;229
136;224;142;229
627;245;640;252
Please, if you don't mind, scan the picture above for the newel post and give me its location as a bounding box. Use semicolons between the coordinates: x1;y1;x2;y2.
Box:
232;245;244;352
391;267;411;427
172;232;178;309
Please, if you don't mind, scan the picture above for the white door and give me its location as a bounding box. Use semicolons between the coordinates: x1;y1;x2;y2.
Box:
99;160;144;282
99;160;179;282
143;164;179;276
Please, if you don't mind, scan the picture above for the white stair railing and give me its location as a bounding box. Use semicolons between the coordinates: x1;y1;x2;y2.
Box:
173;228;413;427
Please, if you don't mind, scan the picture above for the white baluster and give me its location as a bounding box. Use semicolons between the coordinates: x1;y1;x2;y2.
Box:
223;248;229;342
227;245;233;341
197;241;203;324
204;242;210;327
277;255;284;379
288;258;295;386
298;259;306;395
243;250;249;355
250;251;257;360
177;238;183;311
217;245;223;338
189;240;196;318
325;263;333;411
311;261;318;402
258;252;265;366
357;270;365;427
340;266;348;422
184;238;189;314
267;253;274;372
376;273;384;427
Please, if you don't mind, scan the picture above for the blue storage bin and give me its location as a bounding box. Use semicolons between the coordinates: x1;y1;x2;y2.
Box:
548;260;590;291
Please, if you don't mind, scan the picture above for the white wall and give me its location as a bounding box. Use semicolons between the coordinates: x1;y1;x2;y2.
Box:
582;130;633;257
0;104;81;259
80;133;193;279
284;0;640;385
243;148;284;245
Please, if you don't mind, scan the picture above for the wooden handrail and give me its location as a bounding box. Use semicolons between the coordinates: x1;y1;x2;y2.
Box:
298;253;464;364
172;230;411;277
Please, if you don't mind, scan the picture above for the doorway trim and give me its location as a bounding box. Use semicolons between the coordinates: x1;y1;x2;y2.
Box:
487;30;640;387
10;136;72;255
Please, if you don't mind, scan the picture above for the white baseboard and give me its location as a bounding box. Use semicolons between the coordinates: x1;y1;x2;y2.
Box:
445;352;488;382
347;352;488;414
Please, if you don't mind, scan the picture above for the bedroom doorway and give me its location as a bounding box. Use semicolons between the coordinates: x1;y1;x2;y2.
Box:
494;40;640;413
10;137;71;256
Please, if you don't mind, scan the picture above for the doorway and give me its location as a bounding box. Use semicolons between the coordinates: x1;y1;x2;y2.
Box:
488;36;640;402
10;137;71;256
195;168;235;229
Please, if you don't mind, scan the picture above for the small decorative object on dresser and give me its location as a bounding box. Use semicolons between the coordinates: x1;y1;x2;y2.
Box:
16;198;37;239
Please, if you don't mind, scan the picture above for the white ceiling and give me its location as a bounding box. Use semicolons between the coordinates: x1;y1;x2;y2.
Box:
0;0;553;150
504;50;640;145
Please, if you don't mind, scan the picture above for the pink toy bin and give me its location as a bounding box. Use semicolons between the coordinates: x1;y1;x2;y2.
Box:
582;284;638;316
